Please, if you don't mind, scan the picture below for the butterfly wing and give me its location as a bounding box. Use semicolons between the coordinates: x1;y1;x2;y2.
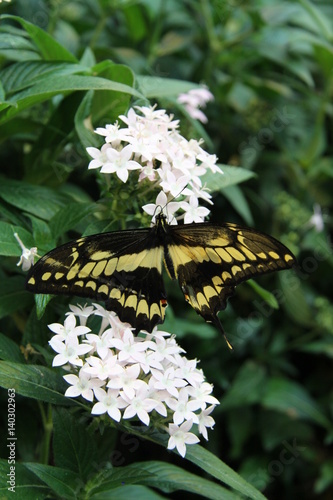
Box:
165;222;296;333
26;228;167;333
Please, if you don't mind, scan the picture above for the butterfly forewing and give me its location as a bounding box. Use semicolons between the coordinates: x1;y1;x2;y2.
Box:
26;227;167;333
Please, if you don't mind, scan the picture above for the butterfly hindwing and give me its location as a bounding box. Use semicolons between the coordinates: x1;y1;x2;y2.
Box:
26;228;167;332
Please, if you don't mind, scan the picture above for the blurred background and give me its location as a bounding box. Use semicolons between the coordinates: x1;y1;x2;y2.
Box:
0;1;332;499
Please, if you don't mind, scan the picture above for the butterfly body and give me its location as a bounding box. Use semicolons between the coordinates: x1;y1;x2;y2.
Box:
26;213;296;337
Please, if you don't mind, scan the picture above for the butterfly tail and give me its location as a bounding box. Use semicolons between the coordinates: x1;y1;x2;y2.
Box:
212;315;233;351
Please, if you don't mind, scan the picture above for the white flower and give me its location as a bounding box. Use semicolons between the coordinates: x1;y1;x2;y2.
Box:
48;314;90;341
187;382;220;409
177;87;214;124
92;388;126;422
151;334;185;362
49;335;93;367
175;159;206;187
122;386;157;426
125;132;160;162
173;356;205;386
83;351;123;380
177;87;214;123
167;420;200;457
150;367;187;398
14;233;38;271
143;191;181;225
308;204;324;232
92;304;120;334
100;144;142;182
86;143;112;170
110;328;152;362
135;105;172;123
197;152;221;174
180;196;210;223
85;330;113;359
107;363;144;399
160;170;191;198
63;368;104;401
138;161;158;182
95;121;131;146
197;406;216;440
118;107;139;129
190;183;213;205
166;388;202;425
139;349;164;374
67;304;95;326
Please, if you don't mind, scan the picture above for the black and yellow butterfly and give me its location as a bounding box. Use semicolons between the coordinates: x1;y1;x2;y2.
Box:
26;213;296;340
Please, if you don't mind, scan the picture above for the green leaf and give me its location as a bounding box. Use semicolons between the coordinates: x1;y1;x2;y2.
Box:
227;82;257;112
0;332;24;362
135;430;266;500
226;408;255;459
0;276;33;319
0;29;40;62
0;177;67;220
259;412;314;451
0;117;42;146
221;185;254;225
0;61;87;95
23;306;55;345
220;361;267;410
27;215;54;250
248;280;279;309
0;222;35;257
34;294;54;319
137;75;200;98
91;61;134;126
0;15;78;62
48;202;96;240
75;90;101;148
262;377;332;429
91;484;166;499
24;463;80;500
300;339;333;358
0;361;71;405
185;446;267;500
52;407;97;478
202;165;256;190
1;74;143;124
89;460;239;500
0;459;49;500
0;79;5;100
315;459;333;494
278;272;314;327
298;0;332;40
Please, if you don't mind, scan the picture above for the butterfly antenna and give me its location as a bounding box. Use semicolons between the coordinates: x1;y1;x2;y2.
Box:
160;184;190;225
161;184;189;213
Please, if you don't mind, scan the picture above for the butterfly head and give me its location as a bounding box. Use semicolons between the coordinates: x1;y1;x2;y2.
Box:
151;205;172;230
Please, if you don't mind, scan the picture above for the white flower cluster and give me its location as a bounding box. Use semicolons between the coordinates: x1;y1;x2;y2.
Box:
48;304;219;457
177;87;214;124
87;104;222;224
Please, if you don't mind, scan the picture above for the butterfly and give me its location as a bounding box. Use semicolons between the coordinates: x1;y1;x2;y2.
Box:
26;212;296;343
